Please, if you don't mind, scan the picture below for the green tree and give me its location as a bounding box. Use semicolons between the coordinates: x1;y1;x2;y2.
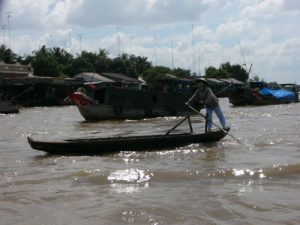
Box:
67;51;98;77
95;49;112;73
143;66;172;87
205;66;218;77
249;75;263;82
220;62;248;82
204;62;249;82
172;68;191;78
68;57;95;77
0;45;17;63
111;53;151;78
210;68;231;78
50;47;73;76
50;47;73;65
131;55;151;77
79;51;98;66
111;53;131;75
31;46;60;77
17;55;33;65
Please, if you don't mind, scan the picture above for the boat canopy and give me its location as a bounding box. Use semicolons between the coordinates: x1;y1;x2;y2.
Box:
259;88;296;101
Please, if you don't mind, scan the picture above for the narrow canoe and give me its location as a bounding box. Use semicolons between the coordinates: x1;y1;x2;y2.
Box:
27;128;229;155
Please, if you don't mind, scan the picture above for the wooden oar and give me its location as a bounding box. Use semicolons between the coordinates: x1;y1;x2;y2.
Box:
186;104;250;150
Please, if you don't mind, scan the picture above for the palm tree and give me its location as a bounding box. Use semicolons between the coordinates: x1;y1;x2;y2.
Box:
98;49;109;58
95;49;111;73
31;45;60;77
132;55;151;76
0;44;17;63
50;47;73;65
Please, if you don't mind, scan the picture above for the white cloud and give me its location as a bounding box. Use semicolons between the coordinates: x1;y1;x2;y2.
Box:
45;0;68;27
281;0;300;11
13;35;37;54
194;26;216;41
63;0;209;27
6;0;48;29
216;19;255;38
241;0;300;18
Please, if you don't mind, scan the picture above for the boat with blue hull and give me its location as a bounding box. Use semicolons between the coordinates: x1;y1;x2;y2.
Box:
228;87;298;106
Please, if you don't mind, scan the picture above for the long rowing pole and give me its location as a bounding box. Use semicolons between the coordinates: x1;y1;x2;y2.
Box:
186;104;250;150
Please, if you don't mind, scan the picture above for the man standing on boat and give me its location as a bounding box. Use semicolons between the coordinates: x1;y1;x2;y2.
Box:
186;78;229;132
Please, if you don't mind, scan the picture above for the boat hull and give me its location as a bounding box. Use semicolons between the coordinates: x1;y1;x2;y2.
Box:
228;88;299;106
27;129;229;155
0;101;19;114
69;88;193;121
78;104;147;120
77;104;191;121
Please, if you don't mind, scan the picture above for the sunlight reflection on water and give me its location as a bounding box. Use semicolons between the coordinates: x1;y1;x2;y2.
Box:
108;168;151;184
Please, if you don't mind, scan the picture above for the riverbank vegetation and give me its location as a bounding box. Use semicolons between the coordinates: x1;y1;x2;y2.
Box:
0;45;249;83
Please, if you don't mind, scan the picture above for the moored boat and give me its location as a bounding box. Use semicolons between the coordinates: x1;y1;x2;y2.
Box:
228;87;298;106
27;127;229;155
0;100;19;114
69;86;194;121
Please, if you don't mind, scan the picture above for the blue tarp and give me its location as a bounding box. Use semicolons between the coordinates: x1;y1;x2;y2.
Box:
259;88;297;101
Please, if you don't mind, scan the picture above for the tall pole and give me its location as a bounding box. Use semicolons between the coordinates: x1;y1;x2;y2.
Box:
155;36;158;66
171;40;174;69
1;25;6;45
49;32;56;47
6;11;12;49
116;27;121;56
69;31;72;52
239;43;248;72
77;34;83;52
191;24;195;75
198;47;201;76
48;33;53;47
129;35;134;55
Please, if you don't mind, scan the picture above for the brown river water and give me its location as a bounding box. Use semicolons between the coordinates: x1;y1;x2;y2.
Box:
0;98;300;225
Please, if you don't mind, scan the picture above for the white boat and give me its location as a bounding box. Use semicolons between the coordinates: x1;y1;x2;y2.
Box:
69;87;193;121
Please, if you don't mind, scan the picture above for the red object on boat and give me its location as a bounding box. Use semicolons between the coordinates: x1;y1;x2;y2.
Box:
68;92;96;106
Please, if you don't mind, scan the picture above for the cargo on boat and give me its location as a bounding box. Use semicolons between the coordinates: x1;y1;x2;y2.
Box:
228;82;299;106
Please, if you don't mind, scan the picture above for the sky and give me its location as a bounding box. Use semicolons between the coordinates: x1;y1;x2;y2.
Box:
0;0;300;83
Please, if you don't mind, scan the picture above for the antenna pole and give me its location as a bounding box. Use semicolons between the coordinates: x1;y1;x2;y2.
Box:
191;24;195;75
155;36;158;66
6;11;12;49
77;34;83;52
1;25;6;45
239;43;248;71
116;27;121;56
171;40;174;69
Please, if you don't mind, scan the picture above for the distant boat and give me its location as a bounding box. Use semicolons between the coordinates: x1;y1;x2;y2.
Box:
69;86;194;121
0;100;19;114
228;87;299;106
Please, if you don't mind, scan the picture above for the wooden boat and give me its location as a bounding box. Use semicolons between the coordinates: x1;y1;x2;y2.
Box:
228;87;298;106
0;100;19;114
27;128;230;155
68;86;194;121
